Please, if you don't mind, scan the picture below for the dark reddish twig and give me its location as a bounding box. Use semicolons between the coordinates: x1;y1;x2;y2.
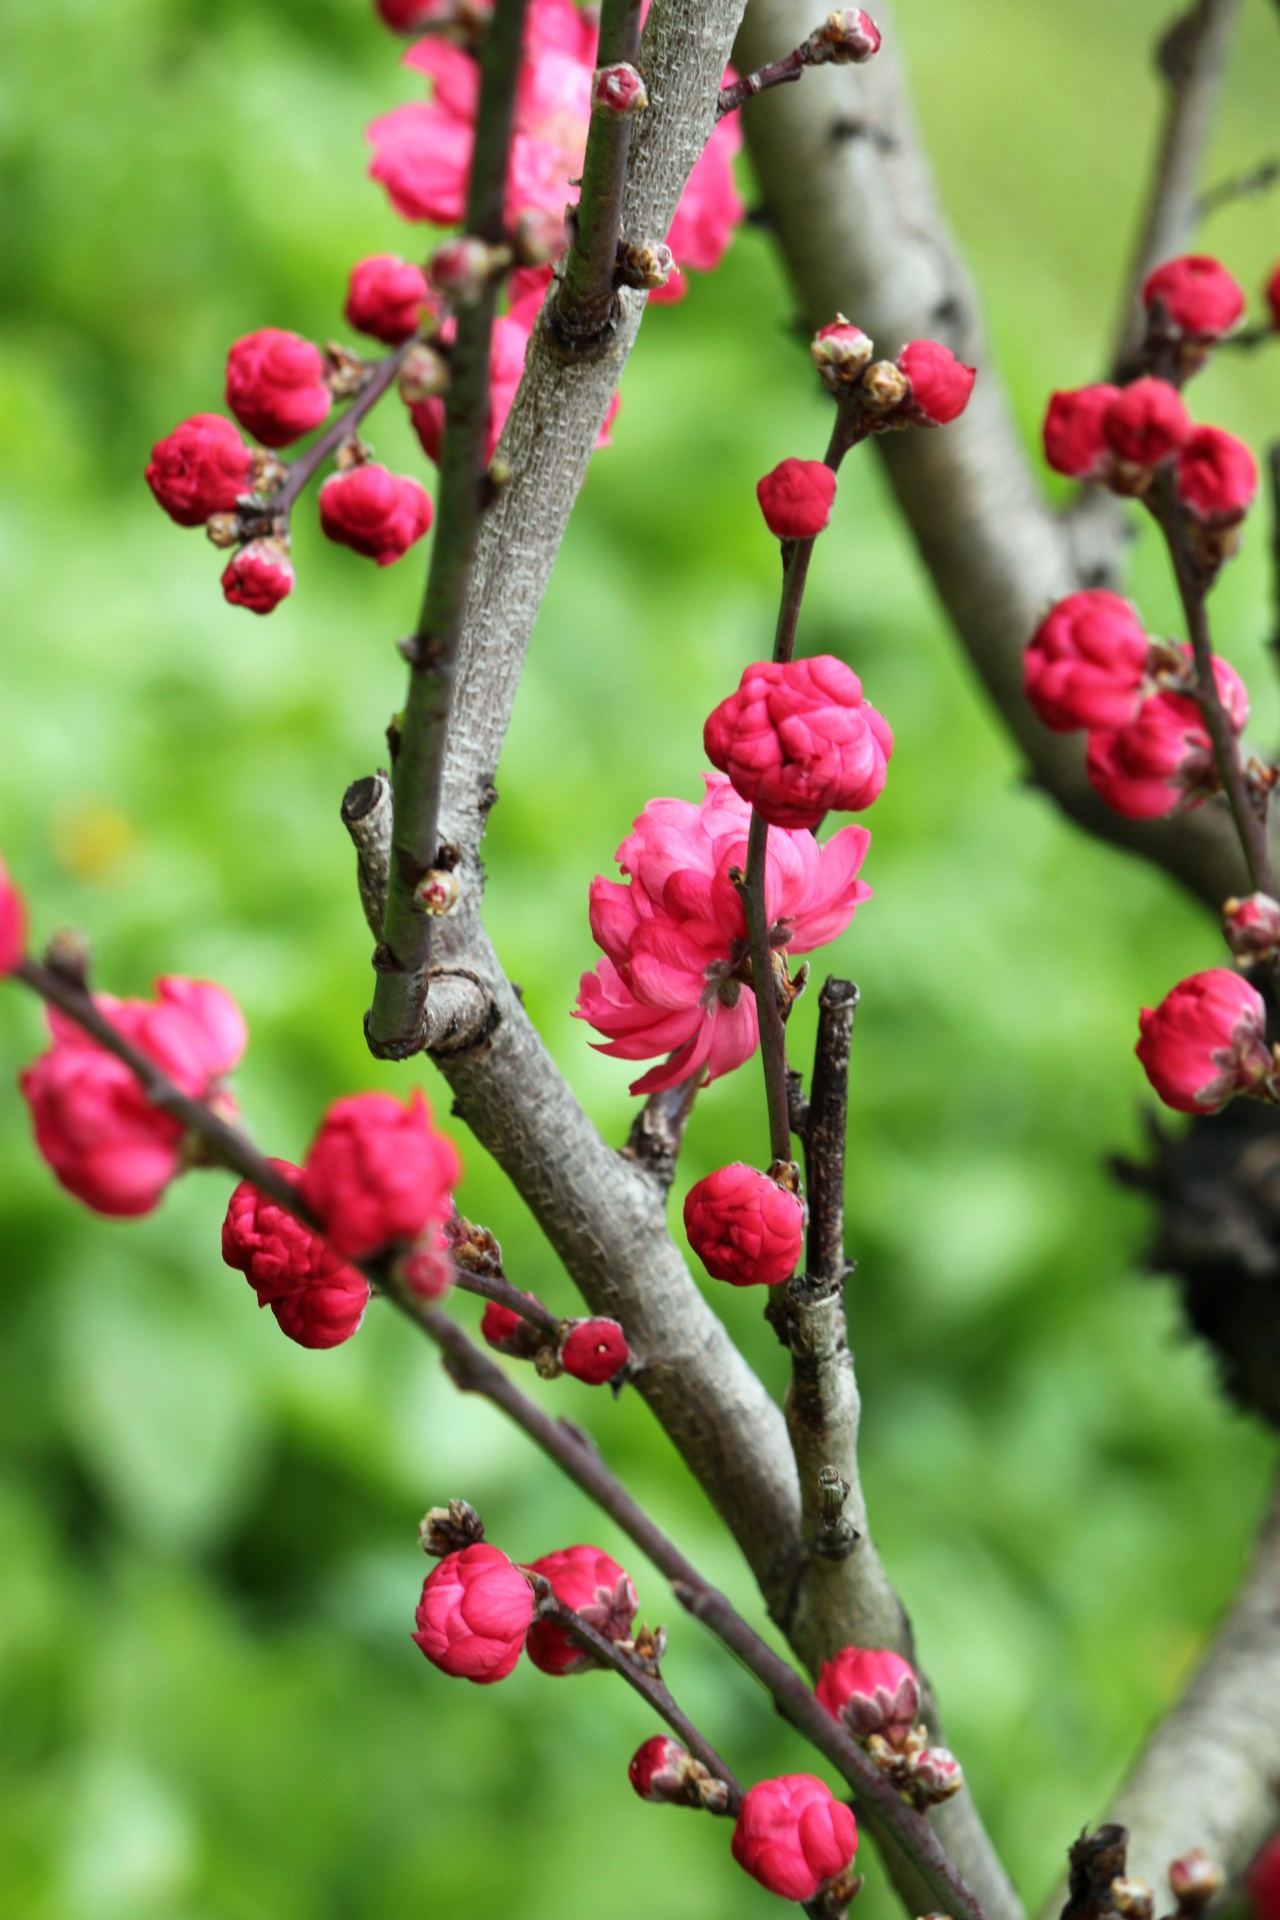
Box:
717;18;878;119
274;346;416;515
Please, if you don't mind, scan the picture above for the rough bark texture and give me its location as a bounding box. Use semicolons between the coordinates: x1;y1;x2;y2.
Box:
732;0;1255;912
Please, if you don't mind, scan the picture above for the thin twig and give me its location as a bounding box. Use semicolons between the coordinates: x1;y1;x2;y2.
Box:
273;347;414;515
552;0;645;343
738;814;795;1168
1197;156;1280;217
532;1594;743;1808
366;0;530;1060
774;409;864;664
717;19;870;119
801;978;858;1289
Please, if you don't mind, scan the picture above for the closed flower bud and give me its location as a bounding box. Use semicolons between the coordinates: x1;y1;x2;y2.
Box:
1103;378;1191;467
822;8;882;59
684;1163;805;1287
221;538;295;615
413;1543;533;1683
1043;385;1123;481
897;339;976;426
593;62;647;115
757;458;837;539
1143;255;1245;341
524;1545;638;1675
1223;893;1280;963
225;328;332;448
1137;969;1275;1114
300;1088;461;1260
415;868;459;915
480;1294;545;1357
1169;1852;1224;1913
513;206;568;265
861;359;910;412
629;1736;696;1803
146;413;255;526
559;1317;630;1385
319;465;434;566
0;856;28;975
1023;591;1153;733
1084;655;1248;820
270;1275;370;1348
816;1647;920;1743
704;655;893;828
221;1163;371;1348
811;316;874;391
1112;1880;1154;1920
419;1498;485;1557
1246;1837;1280;1920
731;1776;858;1902
903;1745;963;1805
616;239;675;289
429;236;510;301
345;253;433;345
1175;426;1257;526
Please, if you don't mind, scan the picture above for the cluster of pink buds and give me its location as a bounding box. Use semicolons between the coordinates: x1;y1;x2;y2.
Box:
479;1294;631;1385
816;1646;962;1810
1023;590;1250;821
807;318;975;432
413;1536;641;1684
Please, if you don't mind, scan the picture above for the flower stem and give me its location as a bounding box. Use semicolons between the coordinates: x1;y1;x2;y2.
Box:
773;408;864;664
739;813;795;1167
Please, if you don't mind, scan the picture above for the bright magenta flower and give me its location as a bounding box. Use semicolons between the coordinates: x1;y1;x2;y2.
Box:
319;465;434;566
1102;377;1191;467
1142;254;1245;340
1137;970;1273;1115
146;413;254;526
684;1164;805;1287
225;329;331;448
1175;426;1257;525
524;1545;638;1675
704;655;893;829
731;1775;858;1902
221;1159;371;1349
897;339;975;425
221;539;295;615
1023;591;1152;733
301;1089;461;1260
815;1647;919;1740
413;1544;533;1683
1042;384;1122;480
0;856;27;975
575;775;872;1094
1085;655;1248;820
344;253;433;344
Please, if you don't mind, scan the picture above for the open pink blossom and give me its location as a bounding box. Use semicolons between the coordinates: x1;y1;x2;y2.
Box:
524;1544;638;1675
815;1647;920;1741
574;775;872;1094
20;978;246;1218
0;856;27;974
704;655;893;828
1137;970;1274;1115
732;1776;858;1902
413;1543;533;1683
1022;591;1153;733
1085;655;1248;821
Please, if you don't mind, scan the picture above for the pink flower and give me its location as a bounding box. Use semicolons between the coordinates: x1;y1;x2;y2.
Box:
413;1543;533;1683
1137;970;1273;1114
704;655;893;829
221;540;295;615
629;1736;695;1803
225;329;331;448
20;978;246;1218
146;413;254;526
220;1160;371;1349
1102;378;1191;467
1023;591;1153;733
524;1544;638;1675
684;1163;805;1287
1175;426;1257;525
731;1776;858;1902
757;459;837;539
300;1088;462;1259
897;339;976;425
345;253;433;344
1143;254;1245;340
1042;385;1122;481
1248;1836;1280;1920
318;465;434;566
0;856;28;975
1085;655;1248;820
815;1647;919;1741
559;1318;629;1384
1223;892;1280;963
574;775;872;1094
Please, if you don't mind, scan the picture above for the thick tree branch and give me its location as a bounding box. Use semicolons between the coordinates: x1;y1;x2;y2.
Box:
734;0;1255;913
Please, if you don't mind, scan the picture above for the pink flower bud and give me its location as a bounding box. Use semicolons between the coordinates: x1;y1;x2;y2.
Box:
1102;378;1191;468
1168;1851;1224;1911
270;1272;371;1348
1023;591;1153;733
559;1318;629;1385
1268;265;1280;334
1143;255;1245;341
1137;969;1274;1114
524;1545;638;1675
319;465;434;567
1224;893;1280;963
823;8;882;60
593;62;648;115
20;978;246;1218
731;1775;858;1902
1085;655;1247;820
146;413;255;526
704;655;893;828
1175;426;1258;525
222;1159;332;1302
344;254;433;345
897;339;976;426
903;1745;963;1804
811;316;874;391
225;329;332;449
480;1295;543;1355
684;1164;805;1287
815;1647;920;1741
300;1088;461;1260
413;1543;533;1683
1042;385;1123;481
221;539;295;615
0;856;28;975
629;1735;695;1803
429;236;505;301
1247;1837;1280;1920
757;459;837;539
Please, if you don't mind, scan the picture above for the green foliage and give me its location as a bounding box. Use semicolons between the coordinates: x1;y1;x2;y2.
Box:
2;2;1280;1916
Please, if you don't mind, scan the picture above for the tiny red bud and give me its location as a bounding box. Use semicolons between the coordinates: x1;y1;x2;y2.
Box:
903;1744;963;1804
593;62;647;116
559;1317;629;1385
319;465;434;567
816;1647;920;1742
811;315;874;390
1143;255;1245;342
221;539;295;616
397;1227;454;1299
1137;970;1274;1114
480;1294;544;1357
897;339;975;425
1223;893;1280;963
345;254;433;345
1042;385;1122;481
822;8;882;60
414;868;459;916
756;458;837;539
1168;1855;1224;1913
1174;426;1257;526
629;1736;694;1803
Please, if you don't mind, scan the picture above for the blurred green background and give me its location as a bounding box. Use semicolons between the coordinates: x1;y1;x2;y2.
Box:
2;1;1280;1915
